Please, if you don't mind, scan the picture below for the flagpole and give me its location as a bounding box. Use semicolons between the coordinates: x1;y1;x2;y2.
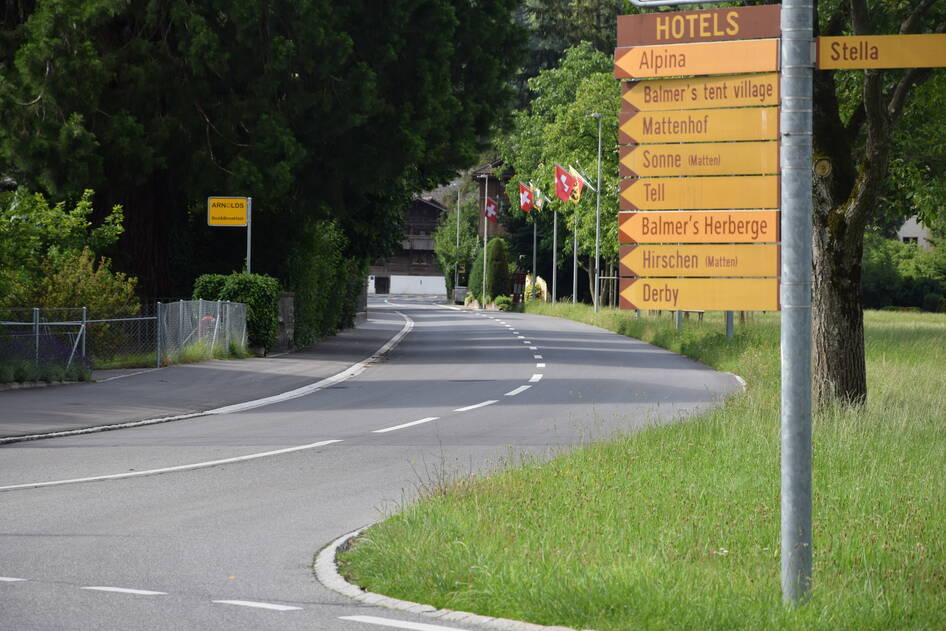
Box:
531;217;537;301
483;173;489;305
572;214;577;304
552;208;557;304
455;186;461;302
591;113;602;314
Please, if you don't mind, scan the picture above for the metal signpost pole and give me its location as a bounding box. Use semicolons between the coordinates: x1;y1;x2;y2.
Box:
483;174;489;304
532;218;537;301
246;197;252;274
552;209;558;304
780;0;814;604
456;187;461;299
572;215;577;304
592;113;603;313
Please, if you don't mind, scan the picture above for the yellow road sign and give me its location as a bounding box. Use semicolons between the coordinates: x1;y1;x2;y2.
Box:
620;277;780;311
208;197;248;227
620;141;779;178
622;73;780;111
818;34;946;70
619;107;779;144
620;175;780;211
620;243;779;277
619;210;779;244
614;38;779;79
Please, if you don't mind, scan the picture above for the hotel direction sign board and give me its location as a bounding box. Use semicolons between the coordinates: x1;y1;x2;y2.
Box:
619;175;780;211
620;141;779;178
817;34;946;70
617;4;780;47
619;107;779;145
622;73;780;112
619;277;780;312
619;210;780;245
208;196;248;227
614;39;779;80
620;243;780;278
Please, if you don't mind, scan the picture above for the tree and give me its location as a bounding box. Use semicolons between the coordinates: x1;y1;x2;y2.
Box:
432;181;481;297
812;0;945;404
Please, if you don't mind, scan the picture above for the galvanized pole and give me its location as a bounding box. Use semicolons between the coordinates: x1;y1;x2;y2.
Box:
592;113;603;313
552;209;558;304
531;218;537;301
483;174;489;304
455;186;461;301
572;215;577;304
726;310;734;341
246;197;252;274
780;0;814;605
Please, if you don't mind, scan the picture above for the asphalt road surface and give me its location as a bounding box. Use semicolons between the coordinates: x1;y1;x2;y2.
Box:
0;297;740;631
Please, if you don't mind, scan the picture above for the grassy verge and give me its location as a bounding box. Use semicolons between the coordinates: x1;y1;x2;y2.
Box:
338;305;945;630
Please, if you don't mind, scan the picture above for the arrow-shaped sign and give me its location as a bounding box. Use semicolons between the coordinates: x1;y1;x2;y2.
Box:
620;175;779;211
619;141;779;178
618;210;779;244
619;277;780;311
818;34;946;70
622;73;780;112
619;107;779;145
614;39;779;80
619;243;779;277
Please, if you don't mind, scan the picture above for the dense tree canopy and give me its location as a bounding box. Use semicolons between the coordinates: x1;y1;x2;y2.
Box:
0;0;524;298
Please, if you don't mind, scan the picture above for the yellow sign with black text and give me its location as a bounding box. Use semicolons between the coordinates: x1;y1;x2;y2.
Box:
208;197;248;227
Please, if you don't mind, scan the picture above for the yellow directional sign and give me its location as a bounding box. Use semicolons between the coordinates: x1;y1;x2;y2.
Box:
620;277;780;311
620;175;779;211
818;34;946;70
614;38;779;79
619;210;779;244
620;243;779;277
208;197;248;227
622;73;780;112
620;141;779;178
619;107;779;144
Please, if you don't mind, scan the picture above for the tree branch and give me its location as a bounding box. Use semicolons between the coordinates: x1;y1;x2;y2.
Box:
849;0;870;35
900;0;937;35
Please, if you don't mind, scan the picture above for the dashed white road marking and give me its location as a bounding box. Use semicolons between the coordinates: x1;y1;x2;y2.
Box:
517;335;525;339
453;400;497;412
82;586;167;596
529;346;538;350
0;440;343;492
522;340;532;344
212;600;302;611
505;385;531;396
340;615;466;631
373;417;439;433
529;374;543;383
534;354;543;359
0;577;27;582
536;363;546;368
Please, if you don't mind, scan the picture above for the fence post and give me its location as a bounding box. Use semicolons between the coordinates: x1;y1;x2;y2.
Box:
156;302;162;368
33;307;40;365
81;306;88;359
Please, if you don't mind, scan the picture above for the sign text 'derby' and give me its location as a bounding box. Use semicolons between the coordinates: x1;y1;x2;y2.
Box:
620;243;779;277
619;210;779;244
622;73;780;112
617;4;780;47
620;277;779;311
614;39;779;80
620;141;779;178
620;175;780;211
619;107;779;144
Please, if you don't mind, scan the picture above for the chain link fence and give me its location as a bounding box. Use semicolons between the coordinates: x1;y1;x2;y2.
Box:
0;300;247;383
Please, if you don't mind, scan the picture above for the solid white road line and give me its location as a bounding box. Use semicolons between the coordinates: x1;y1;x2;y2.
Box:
529;374;543;383
82;586;167;596
340;615;466;631
453;400;497;412
505;385;531;397
0;577;27;582
536;363;546;368
373;417;439;434
212;600;302;611
0;440;343;492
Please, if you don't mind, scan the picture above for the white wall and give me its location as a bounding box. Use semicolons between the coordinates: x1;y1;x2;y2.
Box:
368;275;446;296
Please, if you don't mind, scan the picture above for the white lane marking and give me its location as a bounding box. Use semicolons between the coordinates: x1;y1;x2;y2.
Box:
0;577;27;582
213;600;302;611
0;440;343;492
529;346;538;350
94;368;162;383
522;340;532;344
453;400;497;412
517;335;525;339
505;385;531;396
529;374;543;383
536;363;546;368
82;586;166;596
1;312;414;446
511;331;519;334
534;354;543;359
340;615;466;631
372;417;439;434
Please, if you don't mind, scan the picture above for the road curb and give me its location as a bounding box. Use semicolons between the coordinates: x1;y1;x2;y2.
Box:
314;528;592;631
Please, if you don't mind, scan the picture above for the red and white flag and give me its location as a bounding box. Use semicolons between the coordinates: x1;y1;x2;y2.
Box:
519;183;533;212
554;165;576;202
484;196;499;222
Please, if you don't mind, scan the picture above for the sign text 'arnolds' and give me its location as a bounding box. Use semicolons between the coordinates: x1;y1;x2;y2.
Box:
207;197;248;227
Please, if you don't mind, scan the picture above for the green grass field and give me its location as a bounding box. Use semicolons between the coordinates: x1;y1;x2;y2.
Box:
338;306;945;630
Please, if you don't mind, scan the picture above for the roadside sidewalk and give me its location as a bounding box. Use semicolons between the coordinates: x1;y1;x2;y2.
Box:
0;309;406;441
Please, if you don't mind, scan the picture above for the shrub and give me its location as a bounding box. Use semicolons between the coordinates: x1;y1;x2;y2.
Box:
192;274;228;300
494;295;512;311
217;273;280;350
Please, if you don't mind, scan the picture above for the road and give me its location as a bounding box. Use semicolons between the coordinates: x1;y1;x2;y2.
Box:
0;297;739;631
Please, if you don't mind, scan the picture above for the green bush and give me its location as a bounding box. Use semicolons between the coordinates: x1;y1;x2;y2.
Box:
217;273;280;350
469;238;512;302
192;274;228;300
494;295;512;311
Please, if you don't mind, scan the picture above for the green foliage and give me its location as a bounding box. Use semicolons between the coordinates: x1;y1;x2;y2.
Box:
486;238;512;299
0;189;124;306
433;181;481;296
24;247;139;318
862;234;946;311
493;295;512;311
214;273;280;350
192;274;228;301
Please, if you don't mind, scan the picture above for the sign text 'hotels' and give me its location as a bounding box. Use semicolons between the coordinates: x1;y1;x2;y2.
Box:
614;39;779;80
208;197;248;227
622;73;780;112
619;107;779;144
620;175;780;211
619;210;779;245
620;141;779;178
617;4;781;46
620;277;779;311
620;243;779;278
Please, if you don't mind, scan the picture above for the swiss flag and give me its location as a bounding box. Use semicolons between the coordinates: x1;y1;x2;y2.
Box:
519;183;533;212
555;165;576;202
484;197;499;222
